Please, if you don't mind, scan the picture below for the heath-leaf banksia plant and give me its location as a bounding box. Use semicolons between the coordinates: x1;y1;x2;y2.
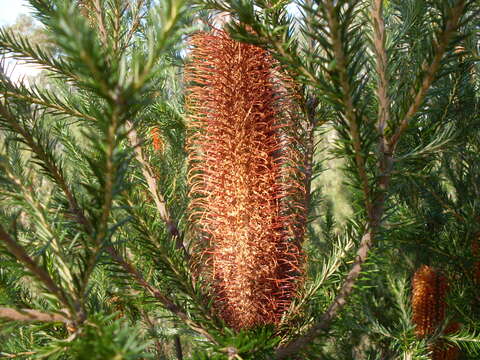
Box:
186;30;306;330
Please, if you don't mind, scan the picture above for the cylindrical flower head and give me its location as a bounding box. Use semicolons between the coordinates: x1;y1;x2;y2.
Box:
412;265;448;338
186;30;305;329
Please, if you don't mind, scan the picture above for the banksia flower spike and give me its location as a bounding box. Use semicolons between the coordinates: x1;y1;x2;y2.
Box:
412;265;459;360
186;30;306;330
412;265;448;338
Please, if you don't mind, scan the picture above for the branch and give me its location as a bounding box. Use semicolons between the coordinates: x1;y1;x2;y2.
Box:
0;351;36;358
276;0;416;355
0;307;69;323
0;29;78;83
276;152;393;359
276;231;371;358
126;121;186;255
122;0;146;53
0;225;71;310
372;0;390;145
388;0;465;151
106;246;214;342
324;0;373;220
91;0;109;48
0;103;92;232
2;90;97;123
174;335;184;360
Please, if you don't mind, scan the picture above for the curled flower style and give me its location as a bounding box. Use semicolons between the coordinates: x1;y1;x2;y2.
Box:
185;30;306;329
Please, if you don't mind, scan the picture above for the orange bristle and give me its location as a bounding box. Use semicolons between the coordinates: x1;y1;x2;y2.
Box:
185;30;305;330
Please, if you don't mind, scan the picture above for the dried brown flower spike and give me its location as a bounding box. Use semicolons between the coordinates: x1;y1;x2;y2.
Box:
186;30;305;330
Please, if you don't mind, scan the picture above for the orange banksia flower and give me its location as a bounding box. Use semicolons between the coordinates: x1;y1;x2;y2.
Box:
412;265;448;338
186;30;306;329
151;127;163;152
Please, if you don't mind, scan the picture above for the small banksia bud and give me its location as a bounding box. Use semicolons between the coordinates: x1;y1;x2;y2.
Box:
412;265;448;338
186;30;305;329
151;128;163;152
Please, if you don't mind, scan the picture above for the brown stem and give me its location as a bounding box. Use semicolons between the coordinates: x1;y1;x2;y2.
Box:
125;121;187;255
106;246;214;342
122;0;146;52
372;0;391;173
324;0;373;221
0;225;71;312
91;0;109;47
0;351;36;358
372;0;390;139
0;307;69;323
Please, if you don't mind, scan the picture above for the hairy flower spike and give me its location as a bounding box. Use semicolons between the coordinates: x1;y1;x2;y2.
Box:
412;265;448;338
186;30;305;329
412;265;460;359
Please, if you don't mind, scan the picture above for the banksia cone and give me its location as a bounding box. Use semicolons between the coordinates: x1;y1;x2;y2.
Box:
186;30;305;330
412;265;448;337
412;265;459;359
